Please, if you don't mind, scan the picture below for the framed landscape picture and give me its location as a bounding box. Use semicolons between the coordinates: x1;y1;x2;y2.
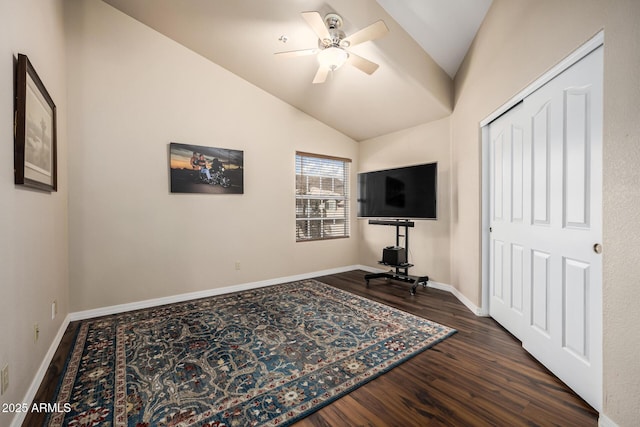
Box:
14;54;57;192
169;142;244;194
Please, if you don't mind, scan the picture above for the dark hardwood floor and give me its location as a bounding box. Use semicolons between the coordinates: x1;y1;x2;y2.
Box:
298;270;598;427
24;270;598;427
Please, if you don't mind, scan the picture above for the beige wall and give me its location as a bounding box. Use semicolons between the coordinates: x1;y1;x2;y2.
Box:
2;0;638;425
450;0;611;306
451;0;640;425
65;0;359;312
358;117;451;283
0;0;69;425
600;3;640;424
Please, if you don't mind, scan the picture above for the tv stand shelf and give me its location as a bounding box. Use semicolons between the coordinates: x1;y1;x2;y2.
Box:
368;219;415;227
363;219;429;295
378;261;413;269
365;269;429;296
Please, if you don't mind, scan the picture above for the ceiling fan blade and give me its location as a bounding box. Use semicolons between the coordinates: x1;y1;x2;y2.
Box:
347;53;380;75
301;11;331;42
342;20;389;47
274;48;319;58
312;66;329;84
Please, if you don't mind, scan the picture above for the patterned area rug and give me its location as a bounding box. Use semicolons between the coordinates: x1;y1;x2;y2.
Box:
48;279;456;427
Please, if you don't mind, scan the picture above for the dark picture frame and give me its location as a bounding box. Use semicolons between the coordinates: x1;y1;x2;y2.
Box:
14;53;57;192
169;142;244;194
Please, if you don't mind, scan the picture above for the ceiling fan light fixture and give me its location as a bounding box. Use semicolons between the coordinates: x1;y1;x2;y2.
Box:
317;46;349;71
275;11;389;83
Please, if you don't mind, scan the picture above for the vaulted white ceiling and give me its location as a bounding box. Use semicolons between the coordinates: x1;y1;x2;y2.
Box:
102;0;492;141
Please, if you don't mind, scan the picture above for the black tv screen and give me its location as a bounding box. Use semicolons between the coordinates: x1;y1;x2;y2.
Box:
357;163;437;219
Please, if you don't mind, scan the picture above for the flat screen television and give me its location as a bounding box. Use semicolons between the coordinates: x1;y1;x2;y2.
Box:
357;162;437;219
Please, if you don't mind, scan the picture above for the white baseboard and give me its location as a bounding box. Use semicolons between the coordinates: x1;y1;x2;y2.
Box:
11;314;71;427
355;264;382;273
598;414;620;427
426;281;488;316
69;265;360;321
357;265;489;316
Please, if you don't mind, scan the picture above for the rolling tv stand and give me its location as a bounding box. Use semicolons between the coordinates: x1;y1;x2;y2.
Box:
364;219;429;295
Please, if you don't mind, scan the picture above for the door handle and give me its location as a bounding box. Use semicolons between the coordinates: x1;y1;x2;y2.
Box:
593;243;603;254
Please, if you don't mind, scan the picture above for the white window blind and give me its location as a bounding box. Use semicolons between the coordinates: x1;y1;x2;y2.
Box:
295;152;351;242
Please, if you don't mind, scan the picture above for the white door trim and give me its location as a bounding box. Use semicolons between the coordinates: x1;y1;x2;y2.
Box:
479;30;604;315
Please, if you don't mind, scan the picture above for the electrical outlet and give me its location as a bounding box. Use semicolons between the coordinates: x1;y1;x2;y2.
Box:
1;365;8;395
235;261;241;270
52;299;58;320
34;323;40;343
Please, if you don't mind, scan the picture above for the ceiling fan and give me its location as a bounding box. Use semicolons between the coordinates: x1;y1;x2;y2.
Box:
275;11;389;84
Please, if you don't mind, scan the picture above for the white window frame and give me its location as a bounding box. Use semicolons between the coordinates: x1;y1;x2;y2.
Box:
295;152;351;242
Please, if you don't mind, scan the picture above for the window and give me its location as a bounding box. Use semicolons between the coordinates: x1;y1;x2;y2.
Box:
295;152;351;241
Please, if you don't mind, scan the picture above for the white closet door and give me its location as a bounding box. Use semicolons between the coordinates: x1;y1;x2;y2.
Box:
489;102;528;340
489;46;603;410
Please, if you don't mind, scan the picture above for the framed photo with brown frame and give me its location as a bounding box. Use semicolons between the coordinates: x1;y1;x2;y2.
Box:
14;53;57;192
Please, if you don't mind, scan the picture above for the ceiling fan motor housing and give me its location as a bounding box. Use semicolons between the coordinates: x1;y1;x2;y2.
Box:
322;13;347;47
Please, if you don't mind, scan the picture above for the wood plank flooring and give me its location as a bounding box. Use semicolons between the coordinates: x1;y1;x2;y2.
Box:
24;270;598;426
300;270;598;427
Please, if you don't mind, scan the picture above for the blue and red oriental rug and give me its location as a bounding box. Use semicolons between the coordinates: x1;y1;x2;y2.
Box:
47;279;455;426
